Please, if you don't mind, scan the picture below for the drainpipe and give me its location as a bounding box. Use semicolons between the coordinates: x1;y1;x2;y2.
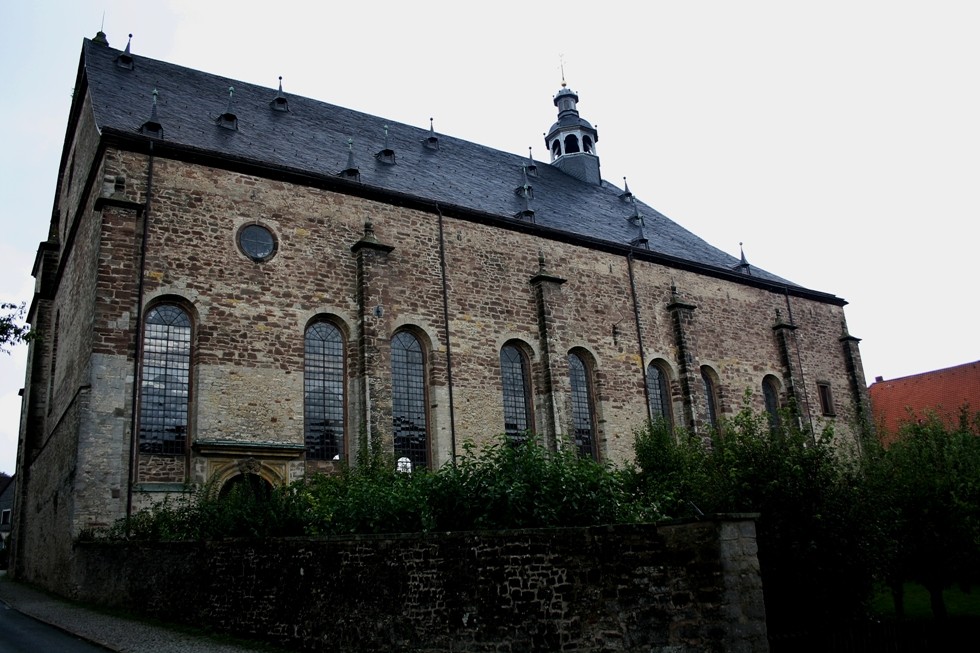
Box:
783;288;815;440
434;204;458;463
626;252;651;419
126;143;154;525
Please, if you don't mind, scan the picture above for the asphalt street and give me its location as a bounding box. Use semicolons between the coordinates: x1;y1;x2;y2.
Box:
0;600;111;653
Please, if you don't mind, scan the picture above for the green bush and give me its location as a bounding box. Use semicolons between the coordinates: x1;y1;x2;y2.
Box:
95;434;635;542
632;403;877;632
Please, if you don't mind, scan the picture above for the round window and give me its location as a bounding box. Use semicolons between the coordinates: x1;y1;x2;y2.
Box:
238;224;276;262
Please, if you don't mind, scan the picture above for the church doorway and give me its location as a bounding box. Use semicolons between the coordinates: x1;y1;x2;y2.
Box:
218;472;273;501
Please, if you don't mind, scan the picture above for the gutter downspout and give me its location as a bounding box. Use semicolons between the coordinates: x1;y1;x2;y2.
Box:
626;252;651;420
126;142;154;526
784;287;815;440
435;205;458;463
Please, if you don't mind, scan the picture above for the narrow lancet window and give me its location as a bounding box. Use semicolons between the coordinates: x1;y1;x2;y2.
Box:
305;321;346;460
139;304;191;454
392;331;428;469
500;344;533;443
568;352;597;459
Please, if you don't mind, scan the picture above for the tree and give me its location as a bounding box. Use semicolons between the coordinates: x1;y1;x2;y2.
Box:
0;302;31;353
867;410;980;620
632;403;878;633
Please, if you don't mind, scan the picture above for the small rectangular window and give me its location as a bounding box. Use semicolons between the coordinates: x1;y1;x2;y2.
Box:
817;382;835;416
1;509;10;526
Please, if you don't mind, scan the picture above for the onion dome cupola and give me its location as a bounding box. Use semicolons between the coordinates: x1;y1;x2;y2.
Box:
544;81;601;185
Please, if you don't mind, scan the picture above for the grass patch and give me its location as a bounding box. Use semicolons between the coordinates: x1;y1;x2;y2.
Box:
872;582;980;618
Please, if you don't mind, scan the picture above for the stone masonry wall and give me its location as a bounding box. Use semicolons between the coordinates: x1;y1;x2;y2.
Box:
93;152;865;470
19;129;867;569
71;517;768;653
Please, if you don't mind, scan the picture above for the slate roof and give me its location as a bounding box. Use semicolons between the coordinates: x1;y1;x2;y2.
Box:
77;38;841;301
869;361;980;442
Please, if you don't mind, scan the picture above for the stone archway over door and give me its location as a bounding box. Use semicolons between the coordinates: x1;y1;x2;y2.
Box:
218;473;273;500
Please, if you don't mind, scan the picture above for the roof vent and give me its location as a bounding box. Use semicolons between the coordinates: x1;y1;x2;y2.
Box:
627;199;642;225
269;76;289;112
139;89;164;138
514;166;534;200
514;207;536;222
216;86;238;130
422;117;439;151
619;177;634;202
115;34;134;70
525;147;538;177
733;243;752;275
375;125;396;165
338;138;360;181
629;211;650;250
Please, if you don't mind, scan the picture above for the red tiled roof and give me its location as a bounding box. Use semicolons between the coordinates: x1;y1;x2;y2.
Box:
869;360;980;442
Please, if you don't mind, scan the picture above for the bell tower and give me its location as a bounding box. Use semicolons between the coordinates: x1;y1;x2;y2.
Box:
544;82;601;184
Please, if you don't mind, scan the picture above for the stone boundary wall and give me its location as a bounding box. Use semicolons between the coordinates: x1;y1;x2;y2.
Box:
71;517;767;652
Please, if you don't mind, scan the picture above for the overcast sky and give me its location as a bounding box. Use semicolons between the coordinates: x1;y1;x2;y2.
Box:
1;1;977;474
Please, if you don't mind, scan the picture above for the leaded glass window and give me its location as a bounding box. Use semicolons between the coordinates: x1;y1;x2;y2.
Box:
568;352;597;459
500;344;532;443
305;321;345;460
392;331;427;469
701;366;719;428
763;376;781;429
647;362;672;426
139;304;191;455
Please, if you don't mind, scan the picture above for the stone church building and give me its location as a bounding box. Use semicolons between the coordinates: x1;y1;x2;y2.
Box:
12;34;869;582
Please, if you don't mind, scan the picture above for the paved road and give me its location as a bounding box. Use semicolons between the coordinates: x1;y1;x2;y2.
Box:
0;572;286;653
0;600;110;653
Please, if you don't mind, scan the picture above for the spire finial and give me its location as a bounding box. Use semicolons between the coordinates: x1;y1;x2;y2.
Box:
278;76;283;94
124;33;132;55
559;53;567;87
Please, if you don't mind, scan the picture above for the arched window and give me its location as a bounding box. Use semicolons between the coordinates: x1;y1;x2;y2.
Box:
305;321;345;460
646;362;672;426
582;135;594;154
391;331;428;469
564;134;581;154
500;343;533;443
139;304;191;455
551;139;562;159
568;352;597;459
762;375;781;429
701;366;720;429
